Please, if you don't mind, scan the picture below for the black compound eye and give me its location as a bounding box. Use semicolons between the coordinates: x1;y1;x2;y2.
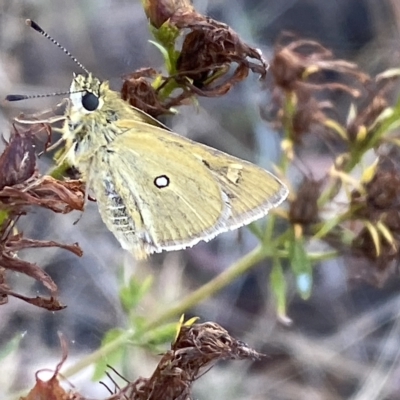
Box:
81;91;99;111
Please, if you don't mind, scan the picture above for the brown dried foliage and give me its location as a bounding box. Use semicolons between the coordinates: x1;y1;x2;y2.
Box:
289;178;322;228
266;42;397;152
267;36;370;141
264;34;400;284
123;0;267;117
0;125;85;310
20;334;79;400
344;71;398;144
172;13;267;87
20;322;261;400
142;0;195;29
108;322;262;400
125;322;262;400
121;68;174;118
350;163;400;277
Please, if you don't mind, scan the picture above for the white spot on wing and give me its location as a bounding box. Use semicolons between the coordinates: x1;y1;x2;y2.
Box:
154;175;169;188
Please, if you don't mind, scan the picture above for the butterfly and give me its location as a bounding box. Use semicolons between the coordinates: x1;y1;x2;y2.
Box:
8;20;288;259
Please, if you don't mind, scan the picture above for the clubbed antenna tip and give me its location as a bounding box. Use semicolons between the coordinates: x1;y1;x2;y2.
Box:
26;19;44;34
5;94;29;102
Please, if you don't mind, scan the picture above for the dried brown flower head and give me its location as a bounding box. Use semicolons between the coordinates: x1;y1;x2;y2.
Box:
349;163;400;280
347;70;400;143
352;167;400;221
21;321;262;399
142;0;195;30
271;37;368;93
352;227;397;268
0;125;85;310
0;125;36;189
115;321;263;400
172;12;267;91
347;94;388;143
267;36;370;141
123;0;267;115
121;68;173;118
289;178;322;227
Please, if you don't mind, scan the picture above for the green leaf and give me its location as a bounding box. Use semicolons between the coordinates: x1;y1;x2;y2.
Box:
143;322;179;349
288;230;313;299
129;314;147;331
0;333;23;360
119;275;153;312
0;210;9;227
270;258;287;319
92;328;125;381
313;215;343;240
248;221;264;240
149;23;180;74
149;40;172;72
151;23;180;48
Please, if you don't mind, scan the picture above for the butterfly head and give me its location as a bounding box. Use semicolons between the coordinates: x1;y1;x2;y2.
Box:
65;73;130;160
69;73;106;115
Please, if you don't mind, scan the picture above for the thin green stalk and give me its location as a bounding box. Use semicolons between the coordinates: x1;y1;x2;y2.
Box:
62;244;269;378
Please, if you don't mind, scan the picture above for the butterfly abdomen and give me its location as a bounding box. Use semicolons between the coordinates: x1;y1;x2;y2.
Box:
92;171;159;258
97;178;136;234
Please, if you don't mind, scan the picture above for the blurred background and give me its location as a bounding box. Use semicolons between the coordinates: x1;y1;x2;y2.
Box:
1;0;400;399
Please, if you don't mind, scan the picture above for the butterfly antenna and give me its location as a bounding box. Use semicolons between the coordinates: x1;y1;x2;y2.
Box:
6;90;81;102
26;19;90;74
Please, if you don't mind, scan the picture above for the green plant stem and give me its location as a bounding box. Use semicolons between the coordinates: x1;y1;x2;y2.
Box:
59;243;335;380
308;249;338;262
61;244;269;378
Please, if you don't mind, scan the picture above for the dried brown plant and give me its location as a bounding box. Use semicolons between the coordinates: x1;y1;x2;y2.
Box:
124;322;262;400
20;334;78;400
267;35;370;142
0;125;85;310
122;0;267;117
